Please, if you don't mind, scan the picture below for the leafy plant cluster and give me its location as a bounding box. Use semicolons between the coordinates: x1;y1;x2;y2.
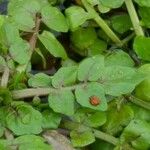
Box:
0;0;150;149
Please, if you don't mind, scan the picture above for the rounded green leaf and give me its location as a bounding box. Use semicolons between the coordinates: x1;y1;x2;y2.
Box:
9;40;31;65
75;82;107;111
14;135;52;150
88;39;107;56
42;109;61;129
111;14;132;34
65;6;90;30
133;36;150;61
99;0;124;8
28;73;52;87
41;5;68;32
105;50;134;67
78;55;105;81
6;104;42;135
38;31;67;59
71;27;97;50
70;130;95;147
52;66;77;88
48;90;75;116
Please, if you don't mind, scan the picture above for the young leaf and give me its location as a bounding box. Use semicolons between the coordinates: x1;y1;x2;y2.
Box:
6;103;42;135
87;39;107;56
65;6;90;30
78;55;104;81
14;135;52;150
52;66;77;88
105;50;135;67
9;39;31;65
133;36;150;61
38;31;67;59
71;27;97;50
85;111;107;128
28;73;52;87
111;14;132;34
70;130;95;147
41;5;68;32
48;90;75;116
42;109;61;129
75;82;107;111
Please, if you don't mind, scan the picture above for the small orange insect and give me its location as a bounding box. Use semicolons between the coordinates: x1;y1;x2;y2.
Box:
89;96;100;106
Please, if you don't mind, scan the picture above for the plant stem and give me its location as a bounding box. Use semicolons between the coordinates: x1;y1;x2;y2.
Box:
93;129;119;145
1;67;9;87
81;0;123;46
11;83;86;99
128;95;150;110
125;0;144;36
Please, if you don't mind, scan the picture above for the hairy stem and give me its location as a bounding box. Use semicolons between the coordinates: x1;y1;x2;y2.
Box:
11;83;86;99
128;95;150;110
81;0;123;46
125;0;144;36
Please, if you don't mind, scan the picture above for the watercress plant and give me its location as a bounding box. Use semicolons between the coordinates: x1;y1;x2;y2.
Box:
0;0;150;150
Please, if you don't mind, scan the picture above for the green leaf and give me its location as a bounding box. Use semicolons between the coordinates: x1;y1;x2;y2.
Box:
70;130;95;147
48;90;75;116
99;0;124;8
11;10;35;32
0;88;12;104
52;66;77;88
85;111;107;127
134;0;150;7
71;27;97;50
133;36;150;61
105;50;135;67
42;109;61;129
87;0;100;6
103;103;134;135
9;39;31;65
100;66;144;96
41;5;68;32
65;6;90;30
139;7;150;28
38;31;67;59
8;0;41;15
14;135;52;150
75;82;107;111
78;55;104;81
28;73;52;87
0;15;4;28
111;14;132;34
98;4;111;13
87;39;107;56
6;103;42;135
120;119;150;150
0;22;20;47
72;109;106;127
